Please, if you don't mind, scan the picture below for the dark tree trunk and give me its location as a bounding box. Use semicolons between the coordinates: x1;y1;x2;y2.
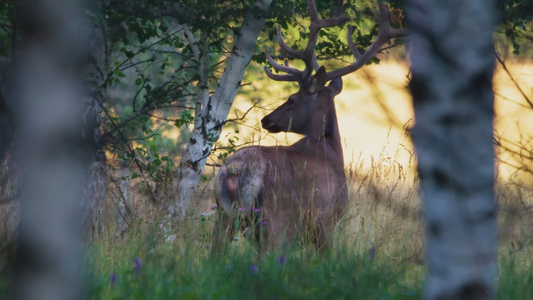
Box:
407;0;498;299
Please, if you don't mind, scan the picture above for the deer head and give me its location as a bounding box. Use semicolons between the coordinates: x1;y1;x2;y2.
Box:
261;66;343;138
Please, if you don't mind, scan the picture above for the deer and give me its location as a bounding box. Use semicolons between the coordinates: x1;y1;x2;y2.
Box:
213;0;406;251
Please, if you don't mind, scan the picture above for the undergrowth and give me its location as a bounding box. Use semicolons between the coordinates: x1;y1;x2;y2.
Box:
82;212;533;300
85;216;424;300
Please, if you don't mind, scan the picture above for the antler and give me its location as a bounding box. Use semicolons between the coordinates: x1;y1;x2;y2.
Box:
264;0;350;85
328;2;406;80
264;0;407;84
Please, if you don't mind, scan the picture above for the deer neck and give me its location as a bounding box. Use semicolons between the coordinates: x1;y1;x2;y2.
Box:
306;99;343;158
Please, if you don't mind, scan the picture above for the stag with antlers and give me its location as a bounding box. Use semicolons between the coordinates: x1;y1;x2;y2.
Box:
213;0;406;251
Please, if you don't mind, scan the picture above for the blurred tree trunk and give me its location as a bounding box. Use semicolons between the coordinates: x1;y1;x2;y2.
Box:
12;0;87;299
407;0;498;299
169;0;273;220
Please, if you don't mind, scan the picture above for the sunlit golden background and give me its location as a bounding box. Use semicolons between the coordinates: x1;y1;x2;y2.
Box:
214;60;533;182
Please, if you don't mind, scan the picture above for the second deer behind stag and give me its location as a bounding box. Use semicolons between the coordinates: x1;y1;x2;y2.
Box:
213;0;406;251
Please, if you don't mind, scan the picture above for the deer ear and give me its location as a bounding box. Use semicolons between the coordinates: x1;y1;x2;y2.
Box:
308;66;328;94
328;77;343;95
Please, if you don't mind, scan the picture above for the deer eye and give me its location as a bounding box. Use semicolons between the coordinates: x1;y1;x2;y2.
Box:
288;98;295;105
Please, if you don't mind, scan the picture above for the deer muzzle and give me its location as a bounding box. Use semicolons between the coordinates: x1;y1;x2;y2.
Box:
261;115;282;133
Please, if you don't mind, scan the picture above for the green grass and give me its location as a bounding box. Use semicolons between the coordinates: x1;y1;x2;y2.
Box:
85;219;424;300
82;216;533;300
498;251;533;300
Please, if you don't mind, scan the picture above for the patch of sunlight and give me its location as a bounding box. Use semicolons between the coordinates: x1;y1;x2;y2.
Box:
493;61;533;178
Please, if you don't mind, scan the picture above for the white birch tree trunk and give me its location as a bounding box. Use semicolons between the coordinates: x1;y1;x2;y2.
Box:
407;0;498;299
170;0;273;220
13;0;86;299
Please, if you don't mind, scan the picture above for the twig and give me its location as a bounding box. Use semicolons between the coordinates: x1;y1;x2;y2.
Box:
494;51;533;110
92;96;157;202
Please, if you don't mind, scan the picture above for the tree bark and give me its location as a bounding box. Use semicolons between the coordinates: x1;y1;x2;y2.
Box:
13;0;87;299
170;0;273;220
82;95;107;237
407;0;498;299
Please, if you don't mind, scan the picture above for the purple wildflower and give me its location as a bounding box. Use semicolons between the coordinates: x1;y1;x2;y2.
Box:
133;257;142;275
249;264;259;275
261;221;268;226
109;272;117;285
211;204;218;210
278;254;286;266
205;244;209;249
238;208;247;212
252;208;261;213
369;245;376;261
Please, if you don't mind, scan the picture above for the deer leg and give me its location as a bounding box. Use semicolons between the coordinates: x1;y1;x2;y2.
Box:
314;221;335;253
211;209;236;253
